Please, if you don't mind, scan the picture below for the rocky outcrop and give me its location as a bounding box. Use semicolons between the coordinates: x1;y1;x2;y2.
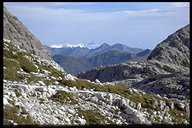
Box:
133;72;190;99
3;6;51;60
147;24;190;67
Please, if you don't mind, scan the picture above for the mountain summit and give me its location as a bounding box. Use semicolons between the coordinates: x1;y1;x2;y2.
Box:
147;24;190;67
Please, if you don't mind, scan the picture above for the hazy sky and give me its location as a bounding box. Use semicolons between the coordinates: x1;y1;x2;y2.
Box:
4;2;189;49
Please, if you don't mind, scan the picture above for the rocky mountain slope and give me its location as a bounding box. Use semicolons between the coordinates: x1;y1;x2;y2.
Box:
147;24;189;67
3;6;51;60
77;25;190;100
52;55;90;75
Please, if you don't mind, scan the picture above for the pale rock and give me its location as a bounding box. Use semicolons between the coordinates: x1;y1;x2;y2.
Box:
151;99;158;108
167;101;174;110
175;102;185;110
3;38;11;43
95;79;101;84
3;97;9;105
3;79;7;83
63;74;77;81
89;96;98;103
69;86;77;91
129;101;135;108
10;91;16;97
159;100;166;110
184;104;190;117
75;118;86;125
158;115;163;120
119;98;127;109
68;109;75;115
128;88;133;94
163;116;172;123
136;103;141;110
38;81;46;86
53;81;59;85
43;70;50;76
164;106;170;112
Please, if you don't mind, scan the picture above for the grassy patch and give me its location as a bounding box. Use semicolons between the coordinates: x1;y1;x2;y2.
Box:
3;106;35;125
38;64;64;78
168;109;189;123
77;108;111;125
49;90;78;104
4;40;64;84
3;58;21;81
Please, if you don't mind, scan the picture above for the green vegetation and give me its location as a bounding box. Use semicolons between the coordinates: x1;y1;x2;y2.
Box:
49;90;78;104
168;109;189;123
77;108;113;124
4;106;35;125
37;64;64;78
3;40;64;85
3;58;21;81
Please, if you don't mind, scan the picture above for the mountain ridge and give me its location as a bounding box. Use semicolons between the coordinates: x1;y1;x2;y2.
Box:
3;6;52;60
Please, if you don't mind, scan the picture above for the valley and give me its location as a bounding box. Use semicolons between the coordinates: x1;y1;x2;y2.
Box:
3;5;190;126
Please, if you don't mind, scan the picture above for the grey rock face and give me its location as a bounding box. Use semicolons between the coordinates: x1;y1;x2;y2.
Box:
147;24;190;67
3;6;52;60
133;73;190;99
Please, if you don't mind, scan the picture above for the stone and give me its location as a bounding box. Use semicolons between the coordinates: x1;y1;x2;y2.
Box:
89;96;98;103
167;101;174;110
53;81;59;85
163;116;172;123
151;99;158;108
184;104;190;117
129;101;136;108
159;100;166;110
175;102;185;110
75;118;86;125
3;79;7;83
38;81;46;86
3;97;9;105
119;98;127;109
164;106;170;112
95;79;101;84
68;109;75;115
136;103;141;110
63;74;77;81
35;87;46;92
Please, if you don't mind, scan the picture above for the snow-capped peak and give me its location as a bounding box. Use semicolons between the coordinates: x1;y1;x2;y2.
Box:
50;44;63;48
66;43;85;48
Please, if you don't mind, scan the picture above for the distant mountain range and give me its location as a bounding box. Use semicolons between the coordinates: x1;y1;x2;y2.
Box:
46;43;151;75
77;24;190;100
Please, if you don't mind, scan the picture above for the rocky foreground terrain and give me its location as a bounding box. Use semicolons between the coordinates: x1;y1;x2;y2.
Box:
3;39;190;125
3;6;190;125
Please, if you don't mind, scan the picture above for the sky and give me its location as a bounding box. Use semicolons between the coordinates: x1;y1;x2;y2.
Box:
4;2;189;49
